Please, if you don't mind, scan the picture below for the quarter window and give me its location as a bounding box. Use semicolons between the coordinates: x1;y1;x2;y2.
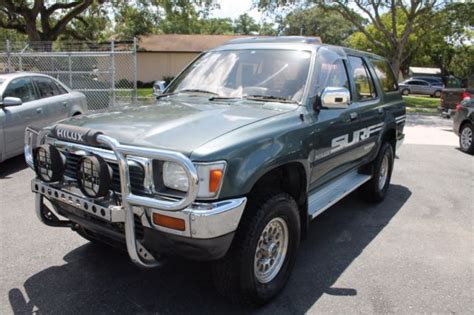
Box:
3;78;37;103
348;56;376;100
371;59;398;92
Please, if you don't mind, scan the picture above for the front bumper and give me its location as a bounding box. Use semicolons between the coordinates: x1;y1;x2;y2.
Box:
26;128;246;267
33;179;246;261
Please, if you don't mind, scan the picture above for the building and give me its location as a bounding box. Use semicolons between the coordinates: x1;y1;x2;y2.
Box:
135;34;250;83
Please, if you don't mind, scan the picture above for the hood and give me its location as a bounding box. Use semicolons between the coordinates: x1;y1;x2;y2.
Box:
57;97;297;155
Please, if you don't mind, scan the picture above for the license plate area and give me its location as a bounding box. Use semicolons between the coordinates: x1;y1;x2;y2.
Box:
32;179;125;223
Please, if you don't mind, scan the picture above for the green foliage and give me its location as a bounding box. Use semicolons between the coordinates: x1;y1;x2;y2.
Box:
233;13;259;35
115;5;159;39
281;6;359;45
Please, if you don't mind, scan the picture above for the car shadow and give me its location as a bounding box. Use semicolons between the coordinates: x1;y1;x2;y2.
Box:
8;184;411;314
0;155;28;179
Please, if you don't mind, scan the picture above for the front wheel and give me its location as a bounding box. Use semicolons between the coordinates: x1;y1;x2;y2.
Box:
360;142;394;203
459;123;474;154
212;193;300;305
433;90;441;98
401;88;410;96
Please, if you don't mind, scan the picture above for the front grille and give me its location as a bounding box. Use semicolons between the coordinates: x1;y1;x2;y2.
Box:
63;151;146;195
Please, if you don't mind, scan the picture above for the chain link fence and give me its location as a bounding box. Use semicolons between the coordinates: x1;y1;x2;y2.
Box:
0;39;138;110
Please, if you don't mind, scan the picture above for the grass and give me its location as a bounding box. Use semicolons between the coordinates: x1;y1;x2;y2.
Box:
402;95;440;113
138;88;154;98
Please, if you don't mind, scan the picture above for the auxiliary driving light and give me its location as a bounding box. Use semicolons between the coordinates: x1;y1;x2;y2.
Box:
76;155;112;198
33;144;65;182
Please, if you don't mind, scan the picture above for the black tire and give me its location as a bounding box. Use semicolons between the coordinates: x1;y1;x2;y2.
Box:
459;123;474;154
212;193;300;305
360;142;394;203
433;90;441;98
401;88;410;96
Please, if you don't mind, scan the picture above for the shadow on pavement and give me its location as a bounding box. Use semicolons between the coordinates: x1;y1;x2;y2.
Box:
8;184;411;314
0;155;28;179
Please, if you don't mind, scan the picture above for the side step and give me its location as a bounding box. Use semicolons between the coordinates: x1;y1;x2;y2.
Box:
308;170;372;219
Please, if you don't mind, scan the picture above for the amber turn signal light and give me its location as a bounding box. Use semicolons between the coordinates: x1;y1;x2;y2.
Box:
152;213;186;231
209;169;223;193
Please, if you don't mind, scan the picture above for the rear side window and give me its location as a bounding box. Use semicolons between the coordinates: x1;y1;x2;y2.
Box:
34;77;62;98
371;59;398;92
3;77;37;103
348;56;376;101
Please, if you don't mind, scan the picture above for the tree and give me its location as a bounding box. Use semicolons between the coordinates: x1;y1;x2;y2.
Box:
259;22;277;36
199;18;234;34
256;0;440;76
114;5;159;39
0;0;105;42
233;13;259;35
281;6;361;45
58;2;110;42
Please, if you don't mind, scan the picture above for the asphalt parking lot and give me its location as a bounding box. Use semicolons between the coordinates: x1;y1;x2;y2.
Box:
0;114;472;314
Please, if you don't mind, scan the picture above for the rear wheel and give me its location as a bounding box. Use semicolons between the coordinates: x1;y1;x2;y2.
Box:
459;123;474;154
212;193;300;305
360;142;394;203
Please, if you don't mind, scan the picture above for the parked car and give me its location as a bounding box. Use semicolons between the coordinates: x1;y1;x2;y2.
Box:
440;88;473;119
453;98;474;154
25;37;405;304
0;72;87;162
410;76;444;87
399;78;443;97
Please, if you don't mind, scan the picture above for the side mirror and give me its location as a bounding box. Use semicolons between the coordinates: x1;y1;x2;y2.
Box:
2;97;23;107
319;87;350;109
153;80;166;96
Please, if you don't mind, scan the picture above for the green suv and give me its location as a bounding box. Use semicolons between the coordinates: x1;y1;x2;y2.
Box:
25;37;405;304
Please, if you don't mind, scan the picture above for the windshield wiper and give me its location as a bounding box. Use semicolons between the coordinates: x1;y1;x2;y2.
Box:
209;96;240;101
244;95;297;104
157;89;220;100
178;89;220;95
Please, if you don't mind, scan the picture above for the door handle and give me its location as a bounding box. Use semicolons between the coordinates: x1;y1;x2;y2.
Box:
349;112;358;121
36;108;42;113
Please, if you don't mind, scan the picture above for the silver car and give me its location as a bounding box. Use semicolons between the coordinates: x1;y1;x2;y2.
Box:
0;72;87;162
399;78;443;97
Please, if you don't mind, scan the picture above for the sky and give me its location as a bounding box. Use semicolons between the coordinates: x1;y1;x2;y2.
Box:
211;0;263;21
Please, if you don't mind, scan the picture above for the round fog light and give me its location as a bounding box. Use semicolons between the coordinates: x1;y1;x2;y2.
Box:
33;144;65;182
76;155;112;198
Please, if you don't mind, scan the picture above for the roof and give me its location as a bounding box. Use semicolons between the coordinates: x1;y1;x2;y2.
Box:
138;34;253;52
0;71;51;79
225;36;321;45
409;67;441;75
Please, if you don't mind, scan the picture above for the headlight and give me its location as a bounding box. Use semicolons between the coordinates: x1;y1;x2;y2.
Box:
76;155;113;198
33;144;65;182
163;161;189;192
162;161;226;199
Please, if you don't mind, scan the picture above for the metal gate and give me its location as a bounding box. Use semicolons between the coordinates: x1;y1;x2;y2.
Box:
0;39;138;110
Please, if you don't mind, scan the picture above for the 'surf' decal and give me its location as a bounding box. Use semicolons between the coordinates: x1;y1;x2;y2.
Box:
313;123;383;161
331;123;383;153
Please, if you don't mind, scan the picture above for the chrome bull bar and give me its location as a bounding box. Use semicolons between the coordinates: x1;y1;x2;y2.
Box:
27;127;200;268
94;135;199;268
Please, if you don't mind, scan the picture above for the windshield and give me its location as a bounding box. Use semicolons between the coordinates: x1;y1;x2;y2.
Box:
166;49;312;103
